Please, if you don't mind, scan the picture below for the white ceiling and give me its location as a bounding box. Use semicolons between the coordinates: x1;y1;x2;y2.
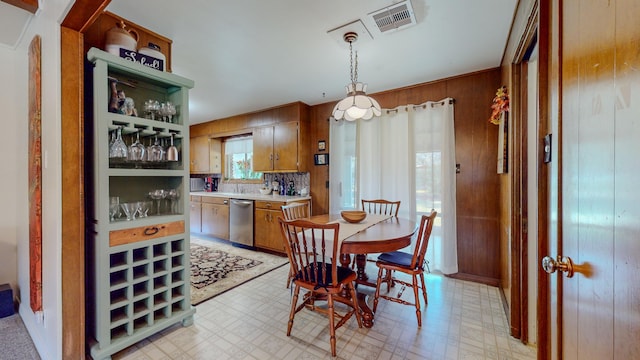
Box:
0;1;33;49
104;1;516;124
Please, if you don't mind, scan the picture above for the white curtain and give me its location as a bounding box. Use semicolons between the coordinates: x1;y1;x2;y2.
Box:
330;98;458;274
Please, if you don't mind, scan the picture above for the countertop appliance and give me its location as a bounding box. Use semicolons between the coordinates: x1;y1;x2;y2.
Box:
190;178;205;192
229;199;254;248
204;177;218;192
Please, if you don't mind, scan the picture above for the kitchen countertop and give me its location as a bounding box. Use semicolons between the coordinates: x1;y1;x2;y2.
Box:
190;191;311;202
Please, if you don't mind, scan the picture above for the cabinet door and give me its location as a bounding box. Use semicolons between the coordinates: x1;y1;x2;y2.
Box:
252;126;274;172
273;122;298;171
190;136;210;173
210;138;222;174
190;201;202;233
202;203;229;239
254;208;285;252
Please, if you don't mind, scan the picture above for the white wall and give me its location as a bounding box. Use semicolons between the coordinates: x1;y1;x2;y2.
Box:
2;0;74;359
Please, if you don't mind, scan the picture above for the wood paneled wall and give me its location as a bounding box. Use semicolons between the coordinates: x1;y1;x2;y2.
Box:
310;68;503;284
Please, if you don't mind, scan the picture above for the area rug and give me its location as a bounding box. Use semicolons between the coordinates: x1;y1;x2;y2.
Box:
190;237;289;305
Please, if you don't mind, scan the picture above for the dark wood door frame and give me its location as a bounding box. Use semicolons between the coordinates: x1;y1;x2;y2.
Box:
60;1;112;358
509;1;548;345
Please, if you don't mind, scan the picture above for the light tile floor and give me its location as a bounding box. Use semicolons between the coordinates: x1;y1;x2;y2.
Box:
114;264;537;359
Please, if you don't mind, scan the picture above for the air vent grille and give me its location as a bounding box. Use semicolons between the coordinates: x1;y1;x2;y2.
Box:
370;1;417;33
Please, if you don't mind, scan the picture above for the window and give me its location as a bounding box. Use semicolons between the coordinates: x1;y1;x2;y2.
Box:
224;136;262;180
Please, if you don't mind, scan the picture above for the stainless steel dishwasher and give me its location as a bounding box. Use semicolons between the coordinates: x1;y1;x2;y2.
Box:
229;199;254;248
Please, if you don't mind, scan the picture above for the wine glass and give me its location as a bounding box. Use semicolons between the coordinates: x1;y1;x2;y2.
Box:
166;133;178;162
144;99;160;120
109;127;128;159
166;189;179;214
128;130;146;163
149;189;167;215
165;102;176;123
149;135;165;162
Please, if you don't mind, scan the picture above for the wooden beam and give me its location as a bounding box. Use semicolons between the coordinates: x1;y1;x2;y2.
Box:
60;1;112;358
1;0;38;14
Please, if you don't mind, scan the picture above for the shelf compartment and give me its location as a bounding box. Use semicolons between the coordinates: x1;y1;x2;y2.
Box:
109;287;129;306
109;269;128;289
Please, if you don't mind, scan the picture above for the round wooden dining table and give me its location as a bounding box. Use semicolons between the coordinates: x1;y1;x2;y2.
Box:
310;214;417;327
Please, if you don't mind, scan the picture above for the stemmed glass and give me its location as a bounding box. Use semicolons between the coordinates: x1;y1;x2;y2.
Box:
149;189;167;215
109;127;128;159
128;130;146;163
166;189;179;214
165;102;176;123
144;100;160;120
166;133;178;161
149;135;165;162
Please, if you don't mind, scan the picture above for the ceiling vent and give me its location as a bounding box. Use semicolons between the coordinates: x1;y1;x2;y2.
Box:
368;0;417;34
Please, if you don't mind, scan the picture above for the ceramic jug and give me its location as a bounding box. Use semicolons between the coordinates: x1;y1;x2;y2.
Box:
105;20;138;56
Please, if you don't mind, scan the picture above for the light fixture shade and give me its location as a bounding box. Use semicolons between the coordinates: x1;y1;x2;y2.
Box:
332;82;382;121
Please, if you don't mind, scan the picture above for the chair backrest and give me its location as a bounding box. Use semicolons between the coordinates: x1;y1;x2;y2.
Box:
278;218;340;290
281;202;310;221
361;199;401;217
411;211;437;269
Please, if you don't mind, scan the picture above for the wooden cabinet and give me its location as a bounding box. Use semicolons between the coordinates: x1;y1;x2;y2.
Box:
253;121;306;172
87;48;194;360
254;200;286;252
201;197;229;240
189;196;202;233
210;138;222;173
190;137;222;174
253;122;299;172
254;199;310;253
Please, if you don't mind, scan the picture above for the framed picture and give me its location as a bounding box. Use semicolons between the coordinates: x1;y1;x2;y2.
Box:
314;153;329;165
318;140;326;151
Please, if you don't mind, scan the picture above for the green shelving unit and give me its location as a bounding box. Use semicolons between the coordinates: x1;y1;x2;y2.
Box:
87;48;195;360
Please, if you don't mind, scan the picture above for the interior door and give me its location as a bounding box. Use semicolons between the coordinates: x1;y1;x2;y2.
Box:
549;0;640;358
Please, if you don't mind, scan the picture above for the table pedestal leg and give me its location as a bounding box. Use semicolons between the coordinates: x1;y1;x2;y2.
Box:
340;253;375;328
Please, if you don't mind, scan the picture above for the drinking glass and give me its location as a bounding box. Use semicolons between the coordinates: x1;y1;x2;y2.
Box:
144;99;160;120
166;189;179;214
149;189;167;215
128;130;146;162
109;127;128;159
166;133;178;162
109;196;120;221
165;102;176;123
149;135;165;162
120;202;138;221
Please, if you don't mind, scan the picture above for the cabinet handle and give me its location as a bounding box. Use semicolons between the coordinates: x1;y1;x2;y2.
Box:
275;153;279;161
266;203;271;208
144;227;160;236
269;153;273;160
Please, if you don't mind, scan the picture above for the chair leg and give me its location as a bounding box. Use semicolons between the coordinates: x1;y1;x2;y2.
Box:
372;266;385;313
419;272;428;305
327;294;337;357
412;275;422;327
348;282;363;328
287;285;300;336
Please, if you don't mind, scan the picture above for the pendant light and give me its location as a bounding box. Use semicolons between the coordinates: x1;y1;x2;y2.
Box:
331;32;381;121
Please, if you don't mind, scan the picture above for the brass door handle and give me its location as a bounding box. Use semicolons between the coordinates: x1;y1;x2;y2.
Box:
542;255;574;278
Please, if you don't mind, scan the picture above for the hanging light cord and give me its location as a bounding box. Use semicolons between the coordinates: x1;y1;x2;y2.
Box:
349;38;358;85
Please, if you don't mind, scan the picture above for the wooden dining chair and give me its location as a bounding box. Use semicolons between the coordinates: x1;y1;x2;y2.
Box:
281;201;310;221
281;202;311;288
354;199;402;271
278;218;362;357
361;199;401;217
372;210;437;327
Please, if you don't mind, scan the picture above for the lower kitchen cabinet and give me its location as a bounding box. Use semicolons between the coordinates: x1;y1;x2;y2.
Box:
255;199;310;253
201;197;229;240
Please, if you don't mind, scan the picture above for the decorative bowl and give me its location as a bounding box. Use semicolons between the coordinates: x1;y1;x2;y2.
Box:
259;188;272;195
341;210;367;223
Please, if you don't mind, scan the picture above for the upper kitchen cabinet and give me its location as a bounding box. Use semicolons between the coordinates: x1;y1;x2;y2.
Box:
253;122;298;172
189;136;221;174
251;102;310;173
